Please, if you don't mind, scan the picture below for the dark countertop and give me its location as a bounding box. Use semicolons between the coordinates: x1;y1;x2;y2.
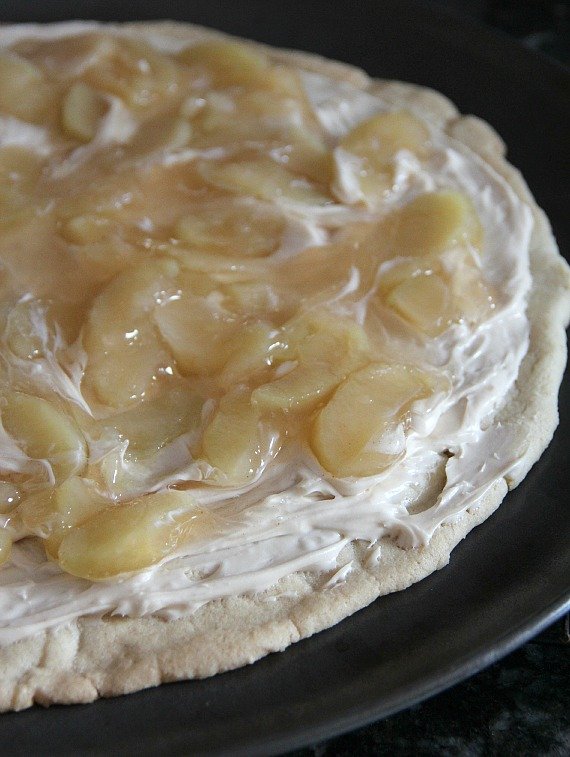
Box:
289;615;569;755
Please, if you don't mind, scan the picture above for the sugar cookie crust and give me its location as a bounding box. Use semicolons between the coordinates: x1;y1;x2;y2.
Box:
0;21;569;712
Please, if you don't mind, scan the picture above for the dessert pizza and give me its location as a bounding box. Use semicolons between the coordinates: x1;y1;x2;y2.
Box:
0;21;568;711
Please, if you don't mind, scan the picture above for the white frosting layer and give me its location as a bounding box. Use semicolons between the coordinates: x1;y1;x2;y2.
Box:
0;26;533;645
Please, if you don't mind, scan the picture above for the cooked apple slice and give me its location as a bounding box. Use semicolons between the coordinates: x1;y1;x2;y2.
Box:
0;482;19;514
385;191;483;257
198;157;331;206
178;40;269;88
201;389;270;485
311;363;438;477
61;82;107;142
1;392;87;483
376;259;426;298
5;299;47;360
0;147;45;225
83;37;180;110
265;122;332;186
19;476;108;536
101;382;203;454
189;80;321;160
336;111;429;203
220;321;278;386
56;490;213;579
223;281;283;317
95;382;205;499
251;311;370;413
252;363;338;414
382;262;494;336
341;110;430;166
83;259;178;407
84;332;172;409
154;288;237;376
449;254;495;323
0;51;42;95
127;114;192;157
0;52;56;123
175;201;284;258
18;476;110;559
386;272;451;336
179;40;306;99
0;528;11;566
60;213;113;245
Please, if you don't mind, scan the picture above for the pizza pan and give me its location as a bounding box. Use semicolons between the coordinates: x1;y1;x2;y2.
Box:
0;2;569;754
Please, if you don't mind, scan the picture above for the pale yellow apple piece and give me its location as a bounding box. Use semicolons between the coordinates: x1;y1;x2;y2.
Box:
386;190;483;257
275;241;379;311
178;40;269;88
1;392;87;483
175;202;284;257
96;383;204;500
450;258;495;322
100;382;204;454
83;259;178;407
282;126;333;186
168;248;266;281
251;363;340;414
61;82;107;142
186;92;240;146
234;85;306;124
0;529;11;567
337;111;430;202
258;63;307;100
234;89;303;129
202;389;269;485
19;476;108;534
341;110;430;166
190;83;320;157
17;32;114;77
220;322;278;386
0;147;44;224
5;299;46;360
0;50;42;91
60;214;113;245
198;158;331;206
0;52;56;123
83;37;180;109
56;490;212;580
86;336;173;409
0;482;20;513
18;476;110;559
251;312;370;413
386;273;451;336
311;363;437;477
226;98;332;183
127;114;192;157
154;290;237;376
223;281;282;317
376;260;426;297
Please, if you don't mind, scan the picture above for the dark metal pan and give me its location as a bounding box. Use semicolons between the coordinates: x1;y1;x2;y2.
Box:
0;2;568;754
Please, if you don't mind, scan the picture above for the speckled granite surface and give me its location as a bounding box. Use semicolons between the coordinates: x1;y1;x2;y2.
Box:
289;616;569;756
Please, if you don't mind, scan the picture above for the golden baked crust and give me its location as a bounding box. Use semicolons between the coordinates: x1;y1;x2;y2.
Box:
1;21;569;711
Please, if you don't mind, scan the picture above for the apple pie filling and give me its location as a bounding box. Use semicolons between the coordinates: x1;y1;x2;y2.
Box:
0;28;531;620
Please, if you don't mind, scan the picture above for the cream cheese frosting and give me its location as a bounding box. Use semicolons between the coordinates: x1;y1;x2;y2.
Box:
0;24;533;645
